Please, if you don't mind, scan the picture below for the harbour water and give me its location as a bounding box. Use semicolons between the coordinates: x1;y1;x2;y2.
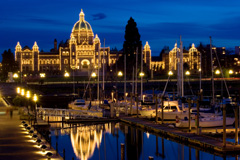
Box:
49;122;239;160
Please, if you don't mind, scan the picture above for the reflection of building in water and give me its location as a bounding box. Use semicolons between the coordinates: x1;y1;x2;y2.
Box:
70;123;112;160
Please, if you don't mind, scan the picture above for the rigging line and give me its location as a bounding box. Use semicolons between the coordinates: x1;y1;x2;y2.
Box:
213;48;230;98
83;70;95;98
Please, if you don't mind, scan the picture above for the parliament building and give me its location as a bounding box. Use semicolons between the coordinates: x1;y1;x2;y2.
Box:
15;9;200;77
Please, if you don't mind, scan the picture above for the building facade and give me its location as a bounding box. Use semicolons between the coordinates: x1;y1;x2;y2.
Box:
15;9;201;77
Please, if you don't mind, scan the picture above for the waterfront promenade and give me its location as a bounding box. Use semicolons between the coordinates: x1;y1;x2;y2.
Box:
0;101;62;160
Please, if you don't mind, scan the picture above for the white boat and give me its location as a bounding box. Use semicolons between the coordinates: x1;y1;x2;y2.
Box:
139;100;196;120
175;115;235;128
68;99;89;110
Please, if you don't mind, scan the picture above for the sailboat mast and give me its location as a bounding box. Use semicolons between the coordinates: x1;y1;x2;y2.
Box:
180;36;184;97
103;39;105;99
124;48;126;102
135;48;138;95
200;51;202;93
141;45;143;100
97;43;100;106
210;36;215;104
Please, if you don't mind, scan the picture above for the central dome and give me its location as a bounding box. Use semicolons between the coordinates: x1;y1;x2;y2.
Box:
72;9;92;32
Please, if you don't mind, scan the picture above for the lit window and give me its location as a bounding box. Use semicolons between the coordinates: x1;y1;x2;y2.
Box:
64;59;68;64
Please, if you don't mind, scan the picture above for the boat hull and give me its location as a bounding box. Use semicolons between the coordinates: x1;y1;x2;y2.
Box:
176;117;235;128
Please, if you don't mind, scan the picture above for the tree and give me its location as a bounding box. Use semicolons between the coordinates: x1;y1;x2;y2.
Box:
114;17;142;79
1;49;18;81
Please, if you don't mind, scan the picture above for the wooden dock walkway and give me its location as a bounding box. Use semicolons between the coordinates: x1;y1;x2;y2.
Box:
120;117;240;156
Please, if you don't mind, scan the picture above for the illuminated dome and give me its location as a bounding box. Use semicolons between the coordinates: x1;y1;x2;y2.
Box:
71;9;94;45
72;9;92;32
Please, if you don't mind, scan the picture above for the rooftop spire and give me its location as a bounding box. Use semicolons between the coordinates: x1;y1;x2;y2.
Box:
79;9;85;21
144;41;150;50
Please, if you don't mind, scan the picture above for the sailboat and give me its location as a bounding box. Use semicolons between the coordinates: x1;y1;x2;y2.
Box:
176;37;236;128
175;115;235;128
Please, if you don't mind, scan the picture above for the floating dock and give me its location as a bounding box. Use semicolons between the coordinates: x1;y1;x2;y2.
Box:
120;117;240;156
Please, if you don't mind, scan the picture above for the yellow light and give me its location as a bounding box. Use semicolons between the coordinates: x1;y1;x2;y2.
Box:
139;72;144;77
26;90;31;99
23;74;27;77
229;69;233;75
17;87;21;94
13;73;19;78
215;69;220;75
21;89;25;96
168;71;173;76
33;94;38;102
91;72;97;78
118;71;123;77
40;73;46;78
64;72;70;77
185;71;190;76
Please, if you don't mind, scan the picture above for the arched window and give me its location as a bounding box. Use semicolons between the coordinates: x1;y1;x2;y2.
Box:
64;59;68;64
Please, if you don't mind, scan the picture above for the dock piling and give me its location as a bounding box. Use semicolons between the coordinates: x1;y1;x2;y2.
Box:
235;104;238;145
223;104;226;147
56;142;58;155
121;143;125;160
155;95;158;122
188;99;191;132
63;149;65;160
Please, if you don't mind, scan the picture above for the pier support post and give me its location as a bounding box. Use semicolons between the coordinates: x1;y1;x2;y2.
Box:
196;99;199;135
161;97;164;124
155;95;158;122
110;103;114;118
188;99;191;132
63;149;65;160
223;104;226;147
149;156;154;160
136;94;139;118
121;143;125;160
235;104;238;145
130;93;133;115
56;142;58;155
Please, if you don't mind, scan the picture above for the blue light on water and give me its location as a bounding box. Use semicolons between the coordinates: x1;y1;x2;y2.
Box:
50;123;239;160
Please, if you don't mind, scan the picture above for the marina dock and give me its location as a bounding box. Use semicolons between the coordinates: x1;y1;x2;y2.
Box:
120;117;240;156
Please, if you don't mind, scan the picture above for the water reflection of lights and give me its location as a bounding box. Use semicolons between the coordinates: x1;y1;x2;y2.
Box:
69;123;113;160
70;125;102;160
146;132;150;139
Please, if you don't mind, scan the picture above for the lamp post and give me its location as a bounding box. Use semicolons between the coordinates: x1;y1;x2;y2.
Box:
91;72;97;105
26;90;31;124
168;71;173;76
33;94;38;125
72;66;76;97
117;71;123;116
13;73;19;82
215;69;222;98
39;73;45;85
64;71;70;78
185;71;193;95
117;71;123;101
229;69;233;76
21;88;25;96
139;72;144;101
16;87;21;94
40;73;45;78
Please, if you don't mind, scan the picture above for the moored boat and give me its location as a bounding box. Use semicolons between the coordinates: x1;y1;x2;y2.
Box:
175;115;235;128
68;99;88;110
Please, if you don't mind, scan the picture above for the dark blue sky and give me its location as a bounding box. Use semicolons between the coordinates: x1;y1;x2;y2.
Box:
1;0;240;61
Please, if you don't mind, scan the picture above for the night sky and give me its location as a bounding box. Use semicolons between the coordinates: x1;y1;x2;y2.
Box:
1;0;240;61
